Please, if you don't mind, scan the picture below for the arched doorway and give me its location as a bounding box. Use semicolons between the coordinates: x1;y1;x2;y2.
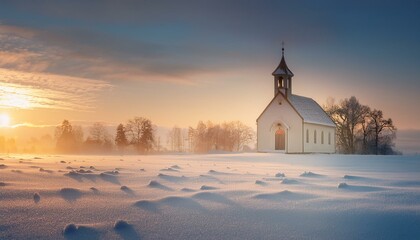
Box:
275;128;285;150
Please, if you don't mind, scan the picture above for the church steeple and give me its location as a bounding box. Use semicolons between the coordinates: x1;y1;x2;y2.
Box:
272;43;294;98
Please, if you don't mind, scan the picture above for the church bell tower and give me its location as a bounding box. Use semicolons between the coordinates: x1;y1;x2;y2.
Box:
272;45;294;98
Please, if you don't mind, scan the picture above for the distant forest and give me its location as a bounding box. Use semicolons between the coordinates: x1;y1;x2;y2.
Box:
0;96;399;155
0;118;255;154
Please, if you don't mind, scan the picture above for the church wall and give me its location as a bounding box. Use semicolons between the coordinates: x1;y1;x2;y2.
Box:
257;94;303;153
303;123;336;153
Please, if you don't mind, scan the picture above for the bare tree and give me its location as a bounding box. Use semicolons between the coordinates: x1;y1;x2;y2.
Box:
88;122;110;144
85;122;112;152
325;96;369;154
232;121;254;152
326;97;398;155
168;126;183;152
126;117;154;153
188;120;254;153
125;117;143;149
368;109;396;155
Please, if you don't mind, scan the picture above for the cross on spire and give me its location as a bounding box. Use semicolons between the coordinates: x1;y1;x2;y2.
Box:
282;41;285;56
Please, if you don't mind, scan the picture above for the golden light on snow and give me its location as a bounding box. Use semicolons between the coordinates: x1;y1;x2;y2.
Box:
0;113;10;127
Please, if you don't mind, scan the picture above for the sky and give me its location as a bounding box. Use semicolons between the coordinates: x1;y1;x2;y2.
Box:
0;1;419;151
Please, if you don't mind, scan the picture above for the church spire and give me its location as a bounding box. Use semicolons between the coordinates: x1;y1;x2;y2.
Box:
272;43;294;77
272;43;294;98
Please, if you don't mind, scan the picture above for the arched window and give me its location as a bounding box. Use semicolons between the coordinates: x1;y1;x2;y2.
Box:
328;132;331;145
306;129;309;143
321;131;324;144
314;130;317;144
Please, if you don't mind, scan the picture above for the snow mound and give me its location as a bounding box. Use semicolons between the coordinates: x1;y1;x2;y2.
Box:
148;180;173;191
255;180;267;185
62;223;99;239
262;177;283;182
300;171;323;177
254;190;317;201
75;169;93;174
193;192;235;205
160;167;179;172
39;168;54;173
63;223;78;235
99;172;120;184
135;196;204;212
114;219;129;230
114;219;140;239
59;188;83;202
158;173;187;182
275;172;285;177
199;174;223;183
208;169;233;175
281;178;300;184
33;193;40;203
120;185;134;195
343;175;375;181
200;185;218;190
181;188;196;192
171;165;181;169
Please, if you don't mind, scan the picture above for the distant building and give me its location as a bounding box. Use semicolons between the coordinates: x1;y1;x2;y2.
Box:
257;48;336;153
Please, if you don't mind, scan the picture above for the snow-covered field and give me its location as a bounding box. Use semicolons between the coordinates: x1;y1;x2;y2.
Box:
1;153;420;240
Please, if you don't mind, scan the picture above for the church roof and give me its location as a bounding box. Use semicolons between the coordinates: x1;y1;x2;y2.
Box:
272;54;294;76
288;94;336;127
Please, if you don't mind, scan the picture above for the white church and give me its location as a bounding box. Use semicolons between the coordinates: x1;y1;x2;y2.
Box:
257;48;336;153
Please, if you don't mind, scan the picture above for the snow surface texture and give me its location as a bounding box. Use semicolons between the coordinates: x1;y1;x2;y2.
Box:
0;153;420;239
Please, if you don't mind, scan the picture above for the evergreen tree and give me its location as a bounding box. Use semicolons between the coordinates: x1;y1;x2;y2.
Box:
115;123;128;151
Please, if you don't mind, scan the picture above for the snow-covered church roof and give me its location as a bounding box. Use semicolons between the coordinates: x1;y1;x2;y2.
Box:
288;94;335;127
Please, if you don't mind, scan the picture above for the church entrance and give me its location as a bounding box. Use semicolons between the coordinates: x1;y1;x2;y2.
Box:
275;128;285;150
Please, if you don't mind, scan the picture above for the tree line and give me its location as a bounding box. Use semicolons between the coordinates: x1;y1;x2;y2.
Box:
55;117;154;154
167;121;254;153
324;96;398;155
54;117;254;154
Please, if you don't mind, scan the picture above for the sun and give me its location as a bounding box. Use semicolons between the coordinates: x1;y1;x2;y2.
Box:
0;114;10;127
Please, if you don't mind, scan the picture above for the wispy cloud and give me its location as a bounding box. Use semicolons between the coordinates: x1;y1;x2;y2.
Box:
0;23;217;85
0;68;112;110
10;122;57;128
0;24;113;110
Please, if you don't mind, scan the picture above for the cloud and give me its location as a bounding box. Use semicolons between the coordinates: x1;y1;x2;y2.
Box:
0;1;339;86
0;23;222;85
10;122;57;128
0;68;112;110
